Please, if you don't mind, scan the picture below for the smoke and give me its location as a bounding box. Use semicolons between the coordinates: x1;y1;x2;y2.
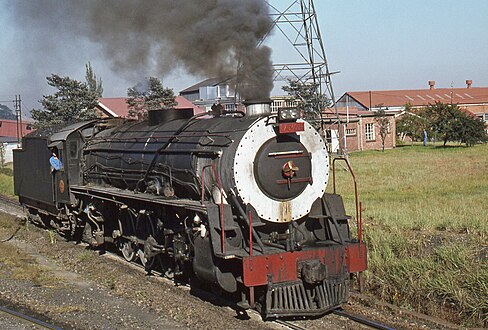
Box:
9;0;274;99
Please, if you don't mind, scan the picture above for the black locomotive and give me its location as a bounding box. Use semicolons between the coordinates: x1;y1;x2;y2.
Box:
14;100;366;318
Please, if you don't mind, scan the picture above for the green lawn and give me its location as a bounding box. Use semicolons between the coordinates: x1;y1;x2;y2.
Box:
330;143;487;327
0;163;14;198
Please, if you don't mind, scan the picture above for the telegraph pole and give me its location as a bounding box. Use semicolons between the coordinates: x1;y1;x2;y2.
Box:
14;95;23;146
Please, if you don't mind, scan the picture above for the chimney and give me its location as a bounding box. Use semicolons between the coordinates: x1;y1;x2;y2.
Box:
466;80;472;88
243;99;272;116
428;81;435;90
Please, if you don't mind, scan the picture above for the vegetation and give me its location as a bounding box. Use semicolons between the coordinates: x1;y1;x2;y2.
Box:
85;62;104;98
396;103;429;142
374;106;390;151
0;163;14;197
282;78;331;121
127;77;177;120
31;74;100;129
0;143;5;168
331;143;488;327
0;104;16;120
397;102;487;147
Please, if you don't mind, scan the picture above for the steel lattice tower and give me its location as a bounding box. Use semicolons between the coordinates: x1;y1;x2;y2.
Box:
263;1;337;106
262;0;344;154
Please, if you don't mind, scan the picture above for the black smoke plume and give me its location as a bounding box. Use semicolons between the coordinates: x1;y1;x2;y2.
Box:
8;0;274;99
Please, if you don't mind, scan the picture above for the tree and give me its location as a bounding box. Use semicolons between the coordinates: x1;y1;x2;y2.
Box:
0;104;16;120
85;62;103;98
282;79;331;122
424;102;461;146
457;112;487;146
31;74;99;129
374;105;390;151
0;143;5;169
425;102;486;147
127;77;177;120
396;103;429;142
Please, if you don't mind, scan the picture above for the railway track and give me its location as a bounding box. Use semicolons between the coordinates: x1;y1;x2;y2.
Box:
0;305;62;330
332;308;395;329
0;196;457;330
273;309;395;330
102;247;397;330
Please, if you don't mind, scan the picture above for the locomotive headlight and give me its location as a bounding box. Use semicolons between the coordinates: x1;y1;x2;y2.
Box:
278;107;300;122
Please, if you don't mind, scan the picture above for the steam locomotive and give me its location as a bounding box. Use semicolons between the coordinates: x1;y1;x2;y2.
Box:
13;100;366;318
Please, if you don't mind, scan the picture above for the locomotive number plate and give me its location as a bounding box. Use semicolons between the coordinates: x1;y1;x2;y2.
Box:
278;122;305;134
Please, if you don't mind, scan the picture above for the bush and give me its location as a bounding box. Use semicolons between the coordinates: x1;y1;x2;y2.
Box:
0;167;13;176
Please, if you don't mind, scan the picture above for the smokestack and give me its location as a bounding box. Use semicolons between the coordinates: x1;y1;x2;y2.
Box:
466;80;473;88
428;81;435;90
243;99;272;116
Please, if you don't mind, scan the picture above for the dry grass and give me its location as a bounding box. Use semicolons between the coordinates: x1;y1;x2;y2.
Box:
0;214;60;287
330;143;488;327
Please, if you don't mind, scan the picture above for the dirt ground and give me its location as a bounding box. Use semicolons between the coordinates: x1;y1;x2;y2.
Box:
0;210;463;330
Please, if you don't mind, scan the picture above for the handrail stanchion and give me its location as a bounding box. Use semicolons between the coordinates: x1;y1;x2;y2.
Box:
201;163;226;254
332;157;361;243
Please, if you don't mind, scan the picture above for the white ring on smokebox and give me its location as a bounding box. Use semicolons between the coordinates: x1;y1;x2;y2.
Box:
233;117;329;223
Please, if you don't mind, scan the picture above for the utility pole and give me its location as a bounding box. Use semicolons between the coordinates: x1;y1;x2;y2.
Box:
14;95;23;146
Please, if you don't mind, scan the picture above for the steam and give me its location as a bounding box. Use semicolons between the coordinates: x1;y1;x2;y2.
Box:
9;0;274;99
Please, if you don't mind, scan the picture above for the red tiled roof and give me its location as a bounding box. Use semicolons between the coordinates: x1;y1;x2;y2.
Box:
98;97;204;118
323;107;378;116
0;119;34;138
342;87;488;109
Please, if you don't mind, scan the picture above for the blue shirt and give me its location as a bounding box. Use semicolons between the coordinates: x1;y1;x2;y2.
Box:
50;156;62;171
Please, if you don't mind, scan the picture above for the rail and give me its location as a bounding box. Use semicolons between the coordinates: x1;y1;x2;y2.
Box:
332;308;396;330
0;305;62;330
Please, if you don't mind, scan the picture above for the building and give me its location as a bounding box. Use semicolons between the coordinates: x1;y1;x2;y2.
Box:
0;120;34;164
322;107;396;152
270;96;298;113
0;119;34;139
180;78;298;113
0;136;18;164
179;78;240;112
97;96;204;118
336;80;488;132
335;80;488;145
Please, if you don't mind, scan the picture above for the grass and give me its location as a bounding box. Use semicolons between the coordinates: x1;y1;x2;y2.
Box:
330;143;488;327
1;144;486;325
0;177;14;198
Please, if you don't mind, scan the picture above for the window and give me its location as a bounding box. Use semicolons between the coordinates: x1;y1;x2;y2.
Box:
271;100;283;113
346;128;356;136
365;123;375;141
224;103;235;111
26;125;32;130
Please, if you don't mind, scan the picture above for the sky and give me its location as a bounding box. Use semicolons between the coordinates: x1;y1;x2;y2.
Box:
0;0;487;115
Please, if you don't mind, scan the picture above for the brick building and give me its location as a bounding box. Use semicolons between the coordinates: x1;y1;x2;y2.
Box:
322;108;396;152
336;80;488;133
332;80;488;149
0;119;34;140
